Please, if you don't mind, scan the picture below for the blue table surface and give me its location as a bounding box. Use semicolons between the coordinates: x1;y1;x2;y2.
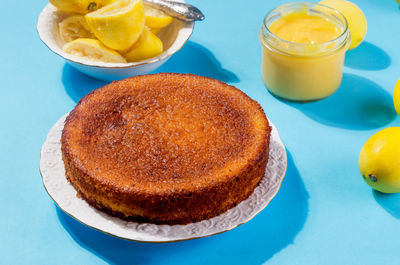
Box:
1;0;400;264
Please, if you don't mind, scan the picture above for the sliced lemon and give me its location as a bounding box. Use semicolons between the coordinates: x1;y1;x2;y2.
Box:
63;38;127;63
50;0;110;14
59;15;95;43
149;27;162;34
85;0;145;52
124;28;163;62
144;5;173;30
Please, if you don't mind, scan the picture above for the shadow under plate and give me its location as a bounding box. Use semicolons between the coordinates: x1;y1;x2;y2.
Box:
56;151;308;265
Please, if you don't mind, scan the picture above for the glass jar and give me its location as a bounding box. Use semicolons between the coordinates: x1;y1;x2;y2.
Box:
259;2;350;101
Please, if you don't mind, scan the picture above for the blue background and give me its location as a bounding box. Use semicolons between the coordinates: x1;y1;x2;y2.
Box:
1;0;400;264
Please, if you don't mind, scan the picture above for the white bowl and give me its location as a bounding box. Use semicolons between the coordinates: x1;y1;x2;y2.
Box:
37;2;194;81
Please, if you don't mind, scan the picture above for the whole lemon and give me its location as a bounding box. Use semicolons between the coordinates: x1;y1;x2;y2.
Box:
394;78;400;117
359;127;400;193
319;0;367;50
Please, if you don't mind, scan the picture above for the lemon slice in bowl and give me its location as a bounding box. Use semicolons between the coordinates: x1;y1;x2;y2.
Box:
85;0;145;52
49;0;111;14
144;5;173;33
59;15;95;43
63;38;127;63
125;27;163;62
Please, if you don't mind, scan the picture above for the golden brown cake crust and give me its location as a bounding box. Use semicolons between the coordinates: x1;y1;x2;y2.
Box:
61;73;271;224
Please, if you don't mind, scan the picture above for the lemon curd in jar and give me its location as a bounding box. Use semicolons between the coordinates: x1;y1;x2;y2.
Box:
260;2;350;101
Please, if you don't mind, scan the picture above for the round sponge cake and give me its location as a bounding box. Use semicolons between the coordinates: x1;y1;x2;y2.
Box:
61;73;271;224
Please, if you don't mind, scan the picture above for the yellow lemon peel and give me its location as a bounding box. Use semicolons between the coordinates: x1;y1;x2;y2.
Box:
63;38;127;63
85;0;145;52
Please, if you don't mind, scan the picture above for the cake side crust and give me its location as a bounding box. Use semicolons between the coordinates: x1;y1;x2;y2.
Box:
63;128;270;224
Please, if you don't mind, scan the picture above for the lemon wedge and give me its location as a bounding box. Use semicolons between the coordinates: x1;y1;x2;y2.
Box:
85;0;145;52
63;38;127;63
59;15;95;43
149;28;162;34
50;0;110;14
144;5;173;33
124;27;163;62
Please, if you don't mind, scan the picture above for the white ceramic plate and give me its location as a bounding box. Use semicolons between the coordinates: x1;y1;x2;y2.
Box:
36;1;194;81
40;114;287;242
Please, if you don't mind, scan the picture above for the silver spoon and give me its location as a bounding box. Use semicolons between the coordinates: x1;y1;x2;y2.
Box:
143;0;205;22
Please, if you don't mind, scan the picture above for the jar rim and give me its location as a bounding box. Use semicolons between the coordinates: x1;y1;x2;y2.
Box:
261;2;350;56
